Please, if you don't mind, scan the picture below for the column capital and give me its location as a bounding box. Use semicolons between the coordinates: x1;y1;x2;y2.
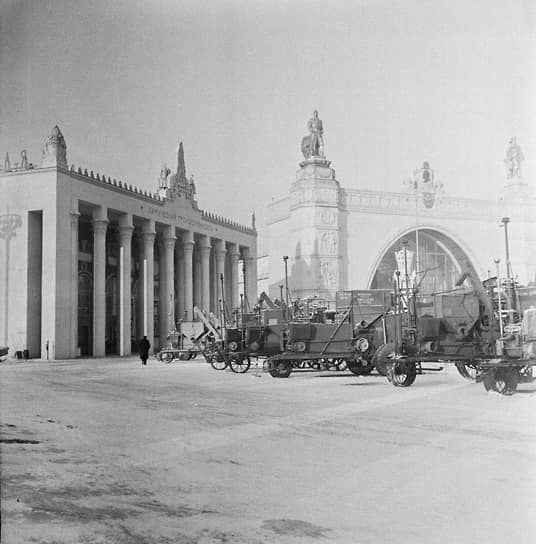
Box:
182;230;194;244
163;235;177;251
141;231;156;244
199;234;211;249
70;211;80;228
118;224;134;243
242;246;256;260
183;240;195;253
215;248;226;260
214;239;226;253
229;242;240;260
92;218;109;235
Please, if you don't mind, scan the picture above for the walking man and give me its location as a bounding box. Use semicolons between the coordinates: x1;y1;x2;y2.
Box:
139;335;150;366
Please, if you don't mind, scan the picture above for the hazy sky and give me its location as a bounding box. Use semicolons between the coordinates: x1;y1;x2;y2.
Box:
1;0;535;229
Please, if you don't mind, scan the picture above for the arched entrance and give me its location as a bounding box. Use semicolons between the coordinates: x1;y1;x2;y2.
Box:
370;228;479;294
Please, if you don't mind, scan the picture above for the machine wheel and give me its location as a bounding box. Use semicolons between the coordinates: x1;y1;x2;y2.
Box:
269;360;292;378
347;357;374;375
386;359;417;387
210;354;229;370
178;351;190;361
372;343;395;376
230;356;251;374
188;350;197;360
160;352;174;364
455;362;479;381
482;367;518;395
336;359;348;371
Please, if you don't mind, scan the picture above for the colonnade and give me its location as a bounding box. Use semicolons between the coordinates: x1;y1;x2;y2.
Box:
74;207;257;357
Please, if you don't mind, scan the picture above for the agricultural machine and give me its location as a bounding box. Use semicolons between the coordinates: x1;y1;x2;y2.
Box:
368;269;536;395
155;321;204;363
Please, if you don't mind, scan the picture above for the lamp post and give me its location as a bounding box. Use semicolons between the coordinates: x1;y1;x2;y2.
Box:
283;256;290;314
500;217;512;280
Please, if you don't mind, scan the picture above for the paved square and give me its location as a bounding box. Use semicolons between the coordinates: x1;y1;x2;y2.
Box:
1;358;535;543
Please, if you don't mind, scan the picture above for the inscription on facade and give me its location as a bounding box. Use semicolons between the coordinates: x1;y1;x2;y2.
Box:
147;206;215;232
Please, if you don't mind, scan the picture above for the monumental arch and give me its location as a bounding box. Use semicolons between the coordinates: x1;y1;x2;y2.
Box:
260;113;535;302
1;127;257;360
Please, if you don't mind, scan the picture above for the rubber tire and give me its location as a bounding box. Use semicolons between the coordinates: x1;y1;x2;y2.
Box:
482;367;518;395
455;363;478;381
386;360;417;387
160;352;174;364
372;343;395;376
269;361;292;378
230;356;251;374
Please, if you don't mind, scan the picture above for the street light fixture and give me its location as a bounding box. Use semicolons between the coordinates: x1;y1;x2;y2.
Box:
500;217;512;279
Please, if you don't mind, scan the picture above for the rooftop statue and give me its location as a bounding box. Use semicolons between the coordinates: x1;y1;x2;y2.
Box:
188;174;196;198
505;137;524;179
42;125;67;168
158;164;171;189
301;110;325;159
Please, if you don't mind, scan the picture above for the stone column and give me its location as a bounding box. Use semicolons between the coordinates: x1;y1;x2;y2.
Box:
118;218;133;356
175;241;184;320
214;240;227;318
162;228;176;334
243;247;257;310
199;235;211;312
229;243;240;313
141;222;156;352
182;231;195;320
92;215;108;357
193;248;202;310
70;210;80;358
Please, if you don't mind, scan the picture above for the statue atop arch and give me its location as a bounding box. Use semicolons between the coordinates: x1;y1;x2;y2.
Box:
301;110;325;159
505;137;524;179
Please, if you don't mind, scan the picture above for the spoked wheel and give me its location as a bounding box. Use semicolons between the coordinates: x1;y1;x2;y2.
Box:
210;353;229;370
482;367;518;395
160;352;174;364
230;355;251;374
386;359;417;387
372;343;395;376
455;362;479;381
269;360;292;378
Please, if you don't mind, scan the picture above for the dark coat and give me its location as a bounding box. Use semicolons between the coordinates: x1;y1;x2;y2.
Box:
139;338;150;359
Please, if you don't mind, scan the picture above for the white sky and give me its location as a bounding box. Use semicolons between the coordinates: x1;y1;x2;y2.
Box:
1;0;535;228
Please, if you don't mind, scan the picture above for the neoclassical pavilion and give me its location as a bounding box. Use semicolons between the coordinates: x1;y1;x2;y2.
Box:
1;127;257;359
260;112;535;301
